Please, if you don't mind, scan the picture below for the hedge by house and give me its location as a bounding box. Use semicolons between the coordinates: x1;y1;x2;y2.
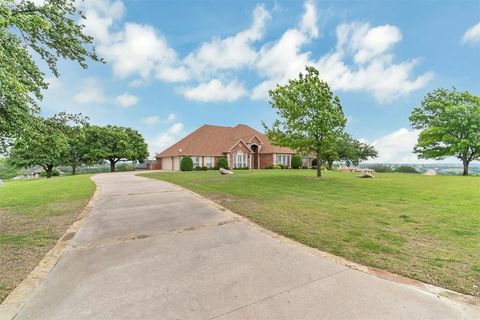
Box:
180;156;193;171
218;157;228;169
291;155;302;169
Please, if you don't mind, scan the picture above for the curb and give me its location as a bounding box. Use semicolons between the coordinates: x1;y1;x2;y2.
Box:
0;177;102;320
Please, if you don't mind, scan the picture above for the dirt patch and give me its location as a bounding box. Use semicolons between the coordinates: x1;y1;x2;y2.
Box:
0;209;82;302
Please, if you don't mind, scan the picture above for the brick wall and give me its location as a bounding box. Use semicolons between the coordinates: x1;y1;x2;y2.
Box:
229;142;252;168
259;153;274;169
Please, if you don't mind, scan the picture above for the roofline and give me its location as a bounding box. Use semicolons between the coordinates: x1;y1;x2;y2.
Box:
227;139;252;152
248;135;264;144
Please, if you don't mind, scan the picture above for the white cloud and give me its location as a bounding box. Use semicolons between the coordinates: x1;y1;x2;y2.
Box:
73;77;106;104
167;113;176;121
300;0;319;38
81;0;125;44
141;113;176;126
148;122;185;156
83;0;432;104
184;4;271;79
182;79;247;102
368;128;420;163
461;21;480;45
141;116;161;126
100;23;180;79
115;92;139;108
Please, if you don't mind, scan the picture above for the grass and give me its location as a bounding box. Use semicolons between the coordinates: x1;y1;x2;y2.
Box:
140;170;480;297
0;175;96;302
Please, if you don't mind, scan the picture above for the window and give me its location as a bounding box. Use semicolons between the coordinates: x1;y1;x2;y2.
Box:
233;152;247;168
193;156;200;168
276;154;291;167
204;156;213;168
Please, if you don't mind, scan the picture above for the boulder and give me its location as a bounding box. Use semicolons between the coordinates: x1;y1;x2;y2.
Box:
219;168;234;175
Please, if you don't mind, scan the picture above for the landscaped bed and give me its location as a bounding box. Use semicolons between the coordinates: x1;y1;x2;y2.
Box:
0;175;96;302
140;170;480;297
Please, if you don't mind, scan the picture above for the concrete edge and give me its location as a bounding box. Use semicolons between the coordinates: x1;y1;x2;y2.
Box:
0;176;102;320
136;174;479;307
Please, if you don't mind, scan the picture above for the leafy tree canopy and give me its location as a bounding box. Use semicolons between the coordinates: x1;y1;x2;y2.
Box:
410;88;480;175
84;125;149;172
0;0;101;150
263;66;346;177
8;115;69;178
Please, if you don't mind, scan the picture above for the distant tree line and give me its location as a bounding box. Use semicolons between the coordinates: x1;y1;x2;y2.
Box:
7;113;148;178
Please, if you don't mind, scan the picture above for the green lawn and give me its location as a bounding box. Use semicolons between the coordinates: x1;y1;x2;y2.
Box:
0;175;96;302
140;170;480;297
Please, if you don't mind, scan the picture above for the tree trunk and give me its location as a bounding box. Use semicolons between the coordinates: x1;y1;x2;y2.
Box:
72;160;77;175
327;160;334;171
46;165;54;179
462;159;469;176
316;150;322;177
110;160;116;172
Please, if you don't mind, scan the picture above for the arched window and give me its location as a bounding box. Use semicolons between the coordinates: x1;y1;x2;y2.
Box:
234;151;247;168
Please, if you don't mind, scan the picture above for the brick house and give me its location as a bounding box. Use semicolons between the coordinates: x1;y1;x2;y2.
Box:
155;124;307;170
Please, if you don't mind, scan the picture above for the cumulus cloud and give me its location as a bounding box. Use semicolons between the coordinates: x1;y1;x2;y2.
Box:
167;113;176;121
115;92;139;108
368;128;421;163
184;4;270;79
141;116;160;126
182;79;247;102
461;21;480;45
81;0;125;44
73;77;106;104
83;0;432;103
148;122;185;156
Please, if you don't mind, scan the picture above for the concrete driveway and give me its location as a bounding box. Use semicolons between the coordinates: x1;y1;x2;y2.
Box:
13;172;480;319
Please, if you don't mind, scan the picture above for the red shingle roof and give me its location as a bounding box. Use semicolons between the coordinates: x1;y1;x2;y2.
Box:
156;124;296;158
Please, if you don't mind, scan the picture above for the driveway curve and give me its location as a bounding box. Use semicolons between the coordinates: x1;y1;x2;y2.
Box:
13;172;480;319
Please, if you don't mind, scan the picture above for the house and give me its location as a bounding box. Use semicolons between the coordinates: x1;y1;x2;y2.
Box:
155;124;307;170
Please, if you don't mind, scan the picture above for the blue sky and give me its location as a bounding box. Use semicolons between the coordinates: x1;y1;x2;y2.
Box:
40;0;480;162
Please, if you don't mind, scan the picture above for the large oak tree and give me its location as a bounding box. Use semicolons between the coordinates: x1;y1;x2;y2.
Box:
84;125;149;172
263;66;347;177
410;88;480;176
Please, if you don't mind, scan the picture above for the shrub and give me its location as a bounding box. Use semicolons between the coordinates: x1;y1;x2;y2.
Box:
302;165;309;169
40;168;60;177
218;157;228;169
116;163;135;172
194;166;201;171
291;155;302;169
394;165;419;174
234;167;249;170
311;165;317;169
367;164;393;173
265;165;273;169
180;156;193;171
201;166;208;171
272;165;282;169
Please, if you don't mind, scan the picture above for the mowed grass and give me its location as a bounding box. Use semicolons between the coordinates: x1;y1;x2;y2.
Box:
140;170;480;297
0;175;95;302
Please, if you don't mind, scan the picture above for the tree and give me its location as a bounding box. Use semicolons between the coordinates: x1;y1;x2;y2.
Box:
180;156;193;171
318;131;378;170
50;112;90;175
263;66;346;177
291;155;302;169
0;0;101;150
395;165;419;174
410;88;480;176
84;126;149;172
218;157;228;169
9;116;69;178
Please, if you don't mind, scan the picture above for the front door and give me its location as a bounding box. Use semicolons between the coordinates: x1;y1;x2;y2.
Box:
251;145;259;169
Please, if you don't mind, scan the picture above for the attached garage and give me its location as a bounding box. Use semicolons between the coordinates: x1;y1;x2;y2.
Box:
161;157;173;170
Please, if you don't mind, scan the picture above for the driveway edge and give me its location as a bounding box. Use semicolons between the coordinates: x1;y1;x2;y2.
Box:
157;179;479;308
0;177;102;320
